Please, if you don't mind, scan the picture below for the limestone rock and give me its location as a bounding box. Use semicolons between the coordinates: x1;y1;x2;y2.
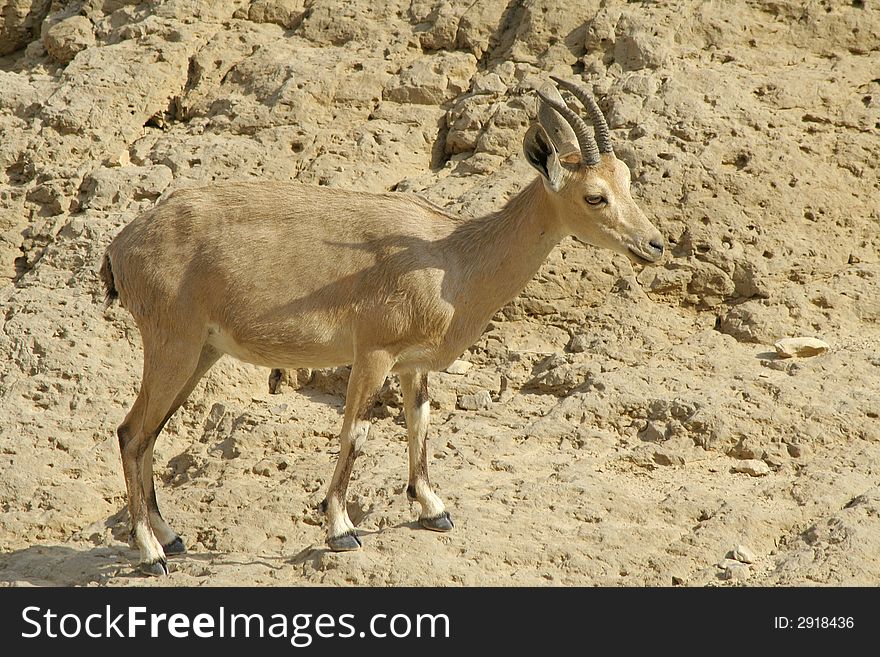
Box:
243;0;306;29
613;14;671;71
723;562;751;581
774;337;830;359
0;0;52;55
458;390;492;411
42;15;95;64
731;544;757;564
446;360;472;375
385;52;477;105
79;165;173;211
732;460;771;477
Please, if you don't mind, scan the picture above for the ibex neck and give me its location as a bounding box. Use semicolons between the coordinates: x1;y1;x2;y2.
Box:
453;177;565;316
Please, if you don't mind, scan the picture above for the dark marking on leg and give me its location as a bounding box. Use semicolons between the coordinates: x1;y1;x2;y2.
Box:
117;425;131;451
144;461;164;523
414;373;428;408
414;439;431;491
332;449;357;502
324;447;357;529
406;484;417;500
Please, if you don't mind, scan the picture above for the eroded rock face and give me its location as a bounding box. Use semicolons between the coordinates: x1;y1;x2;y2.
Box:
0;0;53;55
1;0;879;588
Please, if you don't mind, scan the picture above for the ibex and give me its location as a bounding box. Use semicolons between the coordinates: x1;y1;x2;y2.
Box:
100;77;664;575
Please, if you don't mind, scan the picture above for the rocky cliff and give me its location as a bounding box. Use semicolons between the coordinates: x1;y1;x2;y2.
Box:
1;0;878;586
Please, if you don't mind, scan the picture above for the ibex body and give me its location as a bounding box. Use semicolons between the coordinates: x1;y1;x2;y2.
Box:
101;78;664;575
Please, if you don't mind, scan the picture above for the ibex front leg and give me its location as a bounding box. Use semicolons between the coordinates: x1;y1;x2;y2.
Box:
400;371;453;532
320;350;392;551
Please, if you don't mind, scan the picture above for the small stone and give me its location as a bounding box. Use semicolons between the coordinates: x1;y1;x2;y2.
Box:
732;459;771;476
774;337;830;359
723;563;751;581
472;72;507;95
458;390;492;411
762;443;789;469
247;0;307;30
204;403;227;432
42;15;95;65
639;421;667;443
567;334;589;353
787;443;809;458
446;359;472;375
652;449;685;466
104;150;131;168
252;459;273;477
60;217;85;238
731;544;756;564
671;575;686;586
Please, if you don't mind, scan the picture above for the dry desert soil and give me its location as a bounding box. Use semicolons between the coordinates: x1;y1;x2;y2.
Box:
1;0;879;586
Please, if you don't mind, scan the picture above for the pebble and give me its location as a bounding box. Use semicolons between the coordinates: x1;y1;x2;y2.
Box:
787;443;809;458
458;390;492;411
269;403;288;416
653;449;685;466
731;544;756;564
732;459;771;476
446;359;472;375
723;562;751;581
252;460;273;477
774;337;830;358
567;334;589;353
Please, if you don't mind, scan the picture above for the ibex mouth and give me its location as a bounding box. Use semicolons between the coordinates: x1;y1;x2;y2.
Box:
628;245;663;264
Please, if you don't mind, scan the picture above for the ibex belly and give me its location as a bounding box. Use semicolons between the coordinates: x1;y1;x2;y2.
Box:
205;320;354;370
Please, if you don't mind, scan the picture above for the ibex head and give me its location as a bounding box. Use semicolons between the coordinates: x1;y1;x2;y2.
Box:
523;76;664;265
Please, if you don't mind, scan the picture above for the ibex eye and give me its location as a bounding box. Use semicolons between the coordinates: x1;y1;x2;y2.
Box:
586;195;605;206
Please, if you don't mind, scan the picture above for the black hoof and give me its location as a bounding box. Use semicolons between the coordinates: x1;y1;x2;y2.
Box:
327;530;362;552
138;558;169;577
162;536;186;555
420;511;454;532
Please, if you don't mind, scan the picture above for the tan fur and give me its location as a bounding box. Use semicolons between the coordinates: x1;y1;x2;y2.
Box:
102;100;664;573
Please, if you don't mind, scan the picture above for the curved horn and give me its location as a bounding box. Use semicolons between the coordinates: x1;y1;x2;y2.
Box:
536;83;579;157
550;75;613;155
535;89;600;166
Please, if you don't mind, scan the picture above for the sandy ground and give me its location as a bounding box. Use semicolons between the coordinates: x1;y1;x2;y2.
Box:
1;0;879;587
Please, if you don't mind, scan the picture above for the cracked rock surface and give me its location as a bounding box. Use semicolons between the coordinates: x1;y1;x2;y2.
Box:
1;0;879;586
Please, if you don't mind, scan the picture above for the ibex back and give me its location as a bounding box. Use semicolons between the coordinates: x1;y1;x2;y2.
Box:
101;77;664;575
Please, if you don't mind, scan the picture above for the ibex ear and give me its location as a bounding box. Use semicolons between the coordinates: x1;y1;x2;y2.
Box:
523;123;565;192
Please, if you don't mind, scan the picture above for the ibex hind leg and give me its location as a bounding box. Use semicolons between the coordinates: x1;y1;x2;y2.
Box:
141;344;222;558
118;334;209;576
